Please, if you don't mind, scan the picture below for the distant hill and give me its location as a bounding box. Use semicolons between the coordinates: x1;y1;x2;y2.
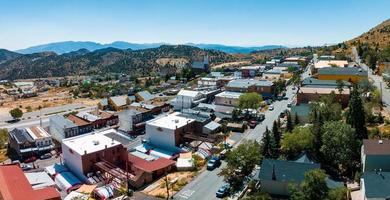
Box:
347;19;390;49
16;41;165;55
188;44;287;54
17;41;286;54
0;49;21;63
0;45;236;80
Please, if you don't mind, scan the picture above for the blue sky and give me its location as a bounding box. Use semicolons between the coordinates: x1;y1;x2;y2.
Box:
1;0;389;50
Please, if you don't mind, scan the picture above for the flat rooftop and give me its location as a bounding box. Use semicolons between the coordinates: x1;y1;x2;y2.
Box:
146;112;195;130
26;126;50;139
215;91;243;99
62;129;122;155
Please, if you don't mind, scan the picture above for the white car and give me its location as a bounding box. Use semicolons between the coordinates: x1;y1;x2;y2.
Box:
269;105;274;111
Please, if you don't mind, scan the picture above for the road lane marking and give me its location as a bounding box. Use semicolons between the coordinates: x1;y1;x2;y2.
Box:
176;189;195;199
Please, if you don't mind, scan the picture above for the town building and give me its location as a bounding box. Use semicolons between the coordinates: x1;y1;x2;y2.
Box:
191;55;209;73
254;158;342;197
263;69;283;80
135;90;154;102
197;77;223;89
0;165;60;200
240;66;261;78
225;79;275;99
75;110;119;129
118;107;152;134
296;87;350;107
8;126;54;159
301;77;351;88
61;131;127;181
361;139;390;172
146;112;195;151
312;60;349;73
171;89;206;111
361;171;390;200
49;115;91;142
107;95;131;111
215;91;242;107
317;67;368;84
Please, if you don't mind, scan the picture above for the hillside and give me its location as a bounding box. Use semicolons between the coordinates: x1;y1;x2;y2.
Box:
16;41;164;54
0;49;21;63
17;41;285;54
0;45;236;80
348;19;390;49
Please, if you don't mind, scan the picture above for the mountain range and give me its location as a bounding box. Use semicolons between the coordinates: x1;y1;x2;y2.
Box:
0;45;236;80
16;41;286;55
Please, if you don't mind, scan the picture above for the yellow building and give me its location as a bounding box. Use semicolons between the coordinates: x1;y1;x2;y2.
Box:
317;67;367;84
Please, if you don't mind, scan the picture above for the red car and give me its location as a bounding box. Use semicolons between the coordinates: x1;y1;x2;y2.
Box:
24;156;37;163
248;120;258;129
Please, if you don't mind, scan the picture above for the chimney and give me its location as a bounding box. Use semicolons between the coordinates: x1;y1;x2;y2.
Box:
84;150;87;155
272;164;276;181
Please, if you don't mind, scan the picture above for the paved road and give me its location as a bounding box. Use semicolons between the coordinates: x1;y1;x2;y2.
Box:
174;67;310;200
0;104;97;130
352;47;390;113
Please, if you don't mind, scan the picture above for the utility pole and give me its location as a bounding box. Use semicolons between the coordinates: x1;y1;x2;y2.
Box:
164;172;170;200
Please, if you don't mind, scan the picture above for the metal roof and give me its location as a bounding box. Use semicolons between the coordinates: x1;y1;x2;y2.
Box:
204;121;221;131
362;172;390;199
227;79;273;88
50;115;77;128
109;95;128;107
256;159;320;183
302;77;351;88
318;67;368;76
136;91;154;101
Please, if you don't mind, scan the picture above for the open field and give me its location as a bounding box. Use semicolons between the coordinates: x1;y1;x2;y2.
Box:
0;87;99;116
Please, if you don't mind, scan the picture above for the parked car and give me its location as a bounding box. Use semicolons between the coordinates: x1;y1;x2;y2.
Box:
21;164;33;171
287;101;293;108
279;112;286;118
292;86;296;90
258;114;265;121
24;156;37;163
40;153;52;160
266;99;273;105
207;156;222;170
269;105;274;111
216;184;231;198
248;120;258;129
219;149;228;160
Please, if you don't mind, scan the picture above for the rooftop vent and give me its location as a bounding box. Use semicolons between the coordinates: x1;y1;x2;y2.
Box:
92;140;99;145
174;119;179;123
379;140;383;144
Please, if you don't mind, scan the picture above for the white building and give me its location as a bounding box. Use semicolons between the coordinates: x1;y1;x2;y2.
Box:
62;130;124;181
146;112;195;151
215;91;243;107
171;90;206;111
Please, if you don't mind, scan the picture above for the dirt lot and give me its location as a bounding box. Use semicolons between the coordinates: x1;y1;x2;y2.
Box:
0;87;99;115
143;171;196;198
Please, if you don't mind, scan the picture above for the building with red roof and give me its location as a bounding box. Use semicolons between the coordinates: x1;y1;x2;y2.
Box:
127;152;175;188
0;165;60;200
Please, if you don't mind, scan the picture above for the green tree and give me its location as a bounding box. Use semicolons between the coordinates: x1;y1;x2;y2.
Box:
294;112;300;125
243;192;272;200
346;87;368;140
219;140;262;191
238;93;263;110
261;126;277;159
286;111;293;132
336;79;345;95
0;129;9;149
291;169;329;200
365;51;378;71
9;108;23;120
281;126;314;159
272;120;280;147
321;121;360;176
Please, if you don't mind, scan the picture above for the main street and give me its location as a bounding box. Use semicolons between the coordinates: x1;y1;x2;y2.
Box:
174;68;310;200
352;47;390;113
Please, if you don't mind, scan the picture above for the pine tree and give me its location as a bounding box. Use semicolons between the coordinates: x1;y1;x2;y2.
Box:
346;86;368;140
310;106;323;161
272;120;280;147
262;126;277;158
286;111;293;132
294;112;300;125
